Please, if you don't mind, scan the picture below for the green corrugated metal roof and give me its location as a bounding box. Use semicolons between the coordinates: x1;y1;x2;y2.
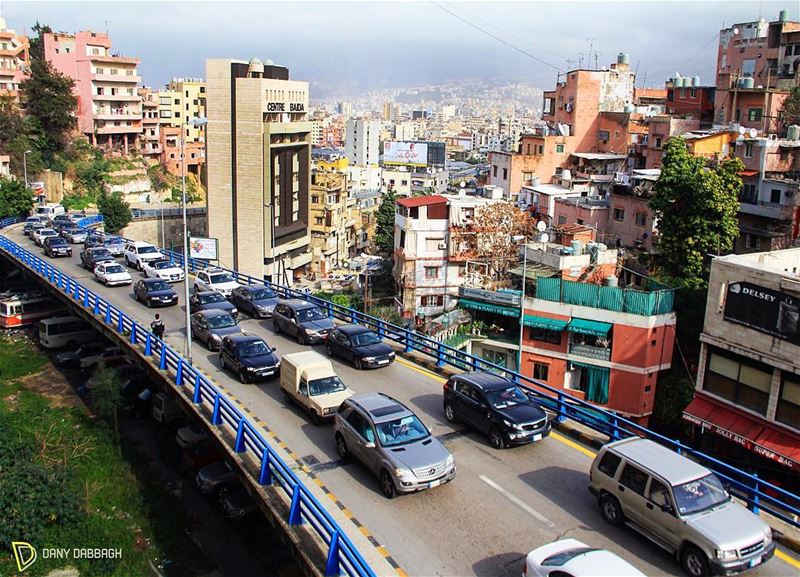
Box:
459;298;519;318
567;318;612;336
523;315;568;331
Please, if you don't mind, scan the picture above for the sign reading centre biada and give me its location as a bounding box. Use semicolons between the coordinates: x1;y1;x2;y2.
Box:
724;281;800;345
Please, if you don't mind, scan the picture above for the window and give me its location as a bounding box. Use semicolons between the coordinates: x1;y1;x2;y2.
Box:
740;183;758;203
533;363;549;381
531;327;561;345
654;136;663;149
614;208;625;222
770;189;781;204
555;144;565;153
502;168;508;180
745;234;762;250
598;130;610;142
747;108;763;122
634;213;647;227
422;295;443;307
557;215;567;225
744;142;753;158
649;478;673;510
619;464;649;496
776;376;800;429
538;145;544;154
690;87;697;98
493;165;498;177
704;350;772;415
314;216;324;225
597;452;621;477
311;195;319;204
424;267;439;279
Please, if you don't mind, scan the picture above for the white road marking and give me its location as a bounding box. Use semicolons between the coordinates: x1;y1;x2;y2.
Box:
479;474;556;529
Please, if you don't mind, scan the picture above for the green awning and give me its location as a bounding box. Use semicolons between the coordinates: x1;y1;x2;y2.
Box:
523;315;568;331
459;298;519;318
567;318;612;337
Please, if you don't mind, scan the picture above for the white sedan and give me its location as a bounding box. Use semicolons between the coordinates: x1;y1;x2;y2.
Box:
94;262;133;287
142;259;185;283
523;539;645;577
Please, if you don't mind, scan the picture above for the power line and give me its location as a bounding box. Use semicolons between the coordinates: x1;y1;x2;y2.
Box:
428;1;564;73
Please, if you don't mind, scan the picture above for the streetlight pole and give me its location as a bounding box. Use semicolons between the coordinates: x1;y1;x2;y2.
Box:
181;117;208;364
23;149;31;193
513;236;528;374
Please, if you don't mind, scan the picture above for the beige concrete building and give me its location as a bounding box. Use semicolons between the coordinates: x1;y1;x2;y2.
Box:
309;171;350;275
157;77;207;142
206;58;312;283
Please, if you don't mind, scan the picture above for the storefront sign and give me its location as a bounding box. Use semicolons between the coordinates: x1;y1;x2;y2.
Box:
266;102;305;113
723;281;800;345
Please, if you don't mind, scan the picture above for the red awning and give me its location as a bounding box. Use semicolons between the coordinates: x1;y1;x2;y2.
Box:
683;396;800;472
738;170;759;177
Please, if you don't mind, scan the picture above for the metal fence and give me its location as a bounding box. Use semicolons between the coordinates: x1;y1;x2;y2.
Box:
131;207;206;220
0;216;375;577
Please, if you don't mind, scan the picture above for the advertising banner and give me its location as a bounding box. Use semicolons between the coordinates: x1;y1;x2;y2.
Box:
383;141;428;167
723;281;800;345
189;237;219;261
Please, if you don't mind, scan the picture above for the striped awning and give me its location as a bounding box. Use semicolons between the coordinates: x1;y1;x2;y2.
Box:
459;298;519;318
523;315;568;331
567;318;612;337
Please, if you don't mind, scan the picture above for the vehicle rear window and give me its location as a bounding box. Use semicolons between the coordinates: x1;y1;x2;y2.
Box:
597;452;622;477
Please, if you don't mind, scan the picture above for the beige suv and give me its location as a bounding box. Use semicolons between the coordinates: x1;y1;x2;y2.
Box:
589;438;774;577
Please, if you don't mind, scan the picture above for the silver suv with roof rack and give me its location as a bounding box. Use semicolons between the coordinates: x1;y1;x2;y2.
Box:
589;437;775;577
334;393;455;499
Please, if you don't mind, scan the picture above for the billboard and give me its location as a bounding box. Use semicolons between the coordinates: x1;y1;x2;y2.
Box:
383;141;429;167
723;281;800;345
189;237;219;261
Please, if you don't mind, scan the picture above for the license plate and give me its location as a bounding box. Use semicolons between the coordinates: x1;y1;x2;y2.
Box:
749;558;761;569
377;359;389;365
532;433;542;441
428;479;441;489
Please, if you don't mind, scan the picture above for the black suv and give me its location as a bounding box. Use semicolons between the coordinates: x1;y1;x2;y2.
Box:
219;333;280;383
43;235;73;258
80;247;115;271
442;372;550;449
325;324;395;369
272;299;335;345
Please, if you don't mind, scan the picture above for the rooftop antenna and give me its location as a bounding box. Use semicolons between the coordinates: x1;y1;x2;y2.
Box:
103;20;109;35
587;37;596;68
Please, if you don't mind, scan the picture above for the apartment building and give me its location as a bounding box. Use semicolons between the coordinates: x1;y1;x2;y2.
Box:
345;119;380;166
0;17;29;97
206;57;312;282
685;248;800;477
309;170;350;274
44;30;142;151
157;77;207;142
138;87;161;159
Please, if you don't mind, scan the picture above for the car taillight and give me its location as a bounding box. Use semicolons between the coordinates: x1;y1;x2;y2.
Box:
522;562;527;577
443;380;450;392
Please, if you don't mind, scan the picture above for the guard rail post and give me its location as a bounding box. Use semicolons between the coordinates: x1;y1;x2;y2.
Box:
325;531;341;577
176;359;184;386
159;344;167;369
288;486;303;525
556;393;567;423
750;471;760;515
436;343;445;367
145;333;152;356
234;419;246;453
259;450;272;485
193;374;202;403
211;394;222;425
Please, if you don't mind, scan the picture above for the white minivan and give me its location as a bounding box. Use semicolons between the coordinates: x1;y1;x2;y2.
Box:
34;203;66;221
38;316;96;349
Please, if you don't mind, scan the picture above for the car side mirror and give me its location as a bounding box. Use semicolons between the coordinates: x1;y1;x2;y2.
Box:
271;347;277;352
364;442;376;449
660;503;673;514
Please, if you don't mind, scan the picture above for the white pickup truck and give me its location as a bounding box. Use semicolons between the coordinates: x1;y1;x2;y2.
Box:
280;351;353;424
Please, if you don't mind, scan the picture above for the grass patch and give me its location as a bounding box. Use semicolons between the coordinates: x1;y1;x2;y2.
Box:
0;333;210;576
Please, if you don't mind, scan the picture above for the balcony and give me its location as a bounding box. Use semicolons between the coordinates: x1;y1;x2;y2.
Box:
94;123;142;135
569;342;611;361
93;73;141;83
738;200;793;221
93;93;141;102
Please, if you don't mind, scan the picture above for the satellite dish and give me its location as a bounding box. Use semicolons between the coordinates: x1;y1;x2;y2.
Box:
536;220;547;232
733;27;739;35
738;126;746;135
460;181;466;188
539;233;550;244
749;128;758;138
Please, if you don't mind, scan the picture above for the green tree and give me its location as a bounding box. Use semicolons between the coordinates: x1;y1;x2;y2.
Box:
0;179;34;218
650;372;696;434
778;86;800;131
97;191;131;234
90;365;124;444
649;138;742;287
374;188;398;253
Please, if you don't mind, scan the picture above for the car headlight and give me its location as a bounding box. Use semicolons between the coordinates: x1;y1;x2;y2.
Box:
502;419;521;429
394;467;413;478
764;531;773;546
445;454;455;467
306;329;320;336
211;334;222;342
231;308;238;315
362;356;376;362
715;549;738;561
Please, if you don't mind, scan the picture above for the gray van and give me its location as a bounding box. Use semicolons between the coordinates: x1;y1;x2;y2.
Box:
589;438;774;577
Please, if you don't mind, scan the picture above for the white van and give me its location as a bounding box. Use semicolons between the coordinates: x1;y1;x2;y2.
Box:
280;351;353;423
38;316;96;349
34;203;66;221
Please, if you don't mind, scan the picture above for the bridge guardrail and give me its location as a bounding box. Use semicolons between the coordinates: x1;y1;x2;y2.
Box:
154;243;800;531
0;220;376;577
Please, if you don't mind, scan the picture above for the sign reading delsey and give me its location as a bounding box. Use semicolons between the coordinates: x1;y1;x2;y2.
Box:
723;281;800;345
266;102;305;113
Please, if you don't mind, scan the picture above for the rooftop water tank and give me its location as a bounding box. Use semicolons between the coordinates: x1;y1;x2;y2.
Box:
561;169;572;181
780;10;788;22
617;52;630;65
692;76;700;87
603;275;619;287
624;103;634;113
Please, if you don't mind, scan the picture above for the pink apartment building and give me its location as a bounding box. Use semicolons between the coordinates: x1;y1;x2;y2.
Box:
44;31;142;151
0;18;29;97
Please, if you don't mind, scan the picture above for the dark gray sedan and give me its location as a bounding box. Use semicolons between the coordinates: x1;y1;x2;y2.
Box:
189;290;238;318
191;309;242;350
229;284;280;318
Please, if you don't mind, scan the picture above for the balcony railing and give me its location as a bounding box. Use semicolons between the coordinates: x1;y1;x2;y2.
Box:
569;342;611;361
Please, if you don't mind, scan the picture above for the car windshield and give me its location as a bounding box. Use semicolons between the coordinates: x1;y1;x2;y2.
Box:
210;273;235;284
139;246;159;254
105;264;126;274
200;292;226;304
153;261;174;269
308;376;346;396
542;548;600;567
91;249;112;258
251;288;276;300
485;385;529;409
375;415;430;447
297;307;326;322
104;238;122;245
148;280;170;291
239;340;270;357
50;238;67;245
42;230;56;236
350;331;382;346
207;314;236;329
673;474;729;515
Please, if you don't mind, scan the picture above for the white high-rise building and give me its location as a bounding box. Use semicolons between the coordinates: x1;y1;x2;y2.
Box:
345;119;380;166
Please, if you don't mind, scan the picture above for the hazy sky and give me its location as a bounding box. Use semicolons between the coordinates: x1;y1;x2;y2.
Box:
3;1;798;98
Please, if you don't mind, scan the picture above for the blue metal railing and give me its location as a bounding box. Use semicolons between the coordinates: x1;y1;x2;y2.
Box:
76;214;104;229
155;244;800;531
0;220;375;577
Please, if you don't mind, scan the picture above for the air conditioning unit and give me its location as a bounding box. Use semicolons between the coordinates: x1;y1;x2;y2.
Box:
768;134;778;141
437;241;447;250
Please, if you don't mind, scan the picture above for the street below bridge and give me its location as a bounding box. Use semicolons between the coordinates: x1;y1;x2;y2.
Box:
7;223;799;577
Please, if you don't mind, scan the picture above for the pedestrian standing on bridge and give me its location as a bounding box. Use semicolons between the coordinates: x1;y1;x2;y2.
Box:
151;314;165;339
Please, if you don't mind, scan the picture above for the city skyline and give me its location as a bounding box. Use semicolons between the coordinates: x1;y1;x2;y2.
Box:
4;1;798;98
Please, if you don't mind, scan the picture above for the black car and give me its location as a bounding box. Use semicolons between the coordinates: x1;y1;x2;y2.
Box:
218;482;257;520
272;299;335;345
84;233;105;249
189;291;238;318
43;235;73;258
442;372;550;449
81;247;116;271
229;284;280;319
219;333;280;383
134;278;178;307
325;324;395;369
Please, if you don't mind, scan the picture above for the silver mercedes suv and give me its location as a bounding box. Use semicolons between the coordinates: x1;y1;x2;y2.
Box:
589;438;775;577
334;393;455;498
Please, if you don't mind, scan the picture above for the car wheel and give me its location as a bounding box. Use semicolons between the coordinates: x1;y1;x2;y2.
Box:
325;344;333;356
444;402;458;423
488;426;506;450
680;546;710;577
273;321;281;334
239;369;249;384
335;433;349;461
206;337;214;350
600;493;625;526
297;332;306;345
380;469;397;499
147;298;153;308
124;256;130;267
354;358;363;370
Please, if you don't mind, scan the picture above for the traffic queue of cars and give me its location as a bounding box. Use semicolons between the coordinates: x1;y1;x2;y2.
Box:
25;224;779;577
